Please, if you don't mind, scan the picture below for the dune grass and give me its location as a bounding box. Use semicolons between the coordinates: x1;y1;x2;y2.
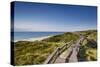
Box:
14;32;79;65
78;30;97;61
14;30;97;65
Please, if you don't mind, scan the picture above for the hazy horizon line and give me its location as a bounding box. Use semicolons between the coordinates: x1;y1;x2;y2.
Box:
12;28;97;32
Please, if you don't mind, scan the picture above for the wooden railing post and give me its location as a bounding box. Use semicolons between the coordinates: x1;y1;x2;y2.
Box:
44;40;73;64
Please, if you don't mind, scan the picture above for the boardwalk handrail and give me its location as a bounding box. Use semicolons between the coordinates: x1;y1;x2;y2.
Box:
44;47;60;64
44;40;73;64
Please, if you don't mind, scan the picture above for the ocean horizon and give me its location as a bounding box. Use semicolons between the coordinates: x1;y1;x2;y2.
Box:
12;32;64;41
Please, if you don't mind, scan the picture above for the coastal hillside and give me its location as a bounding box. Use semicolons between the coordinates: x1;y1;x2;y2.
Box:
14;30;97;65
78;30;97;61
14;32;79;65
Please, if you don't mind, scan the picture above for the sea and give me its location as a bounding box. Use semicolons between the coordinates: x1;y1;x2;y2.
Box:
12;32;64;42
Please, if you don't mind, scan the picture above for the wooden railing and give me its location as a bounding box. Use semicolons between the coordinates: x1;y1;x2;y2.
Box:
44;33;97;63
44;40;73;64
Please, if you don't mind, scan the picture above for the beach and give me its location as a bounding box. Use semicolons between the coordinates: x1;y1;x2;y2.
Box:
15;35;52;42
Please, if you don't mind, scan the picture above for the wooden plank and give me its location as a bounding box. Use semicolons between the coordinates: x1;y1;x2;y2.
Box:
44;47;60;64
44;40;73;64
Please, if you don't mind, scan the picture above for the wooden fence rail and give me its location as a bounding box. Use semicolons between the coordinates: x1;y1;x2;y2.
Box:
44;40;73;64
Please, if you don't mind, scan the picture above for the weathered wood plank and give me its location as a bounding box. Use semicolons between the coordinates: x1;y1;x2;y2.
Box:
44;40;73;64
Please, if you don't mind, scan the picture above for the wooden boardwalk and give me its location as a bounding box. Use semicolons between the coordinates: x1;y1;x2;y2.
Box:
44;35;84;64
54;42;74;63
68;36;84;62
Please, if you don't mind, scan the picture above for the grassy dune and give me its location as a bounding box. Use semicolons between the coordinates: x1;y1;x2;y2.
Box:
14;32;79;65
78;30;97;61
14;30;97;65
14;41;56;65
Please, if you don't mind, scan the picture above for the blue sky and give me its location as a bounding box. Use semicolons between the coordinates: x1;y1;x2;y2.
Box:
13;2;97;32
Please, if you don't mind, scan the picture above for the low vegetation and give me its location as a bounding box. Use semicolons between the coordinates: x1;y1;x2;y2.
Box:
78;30;97;61
14;30;97;65
14;32;79;65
